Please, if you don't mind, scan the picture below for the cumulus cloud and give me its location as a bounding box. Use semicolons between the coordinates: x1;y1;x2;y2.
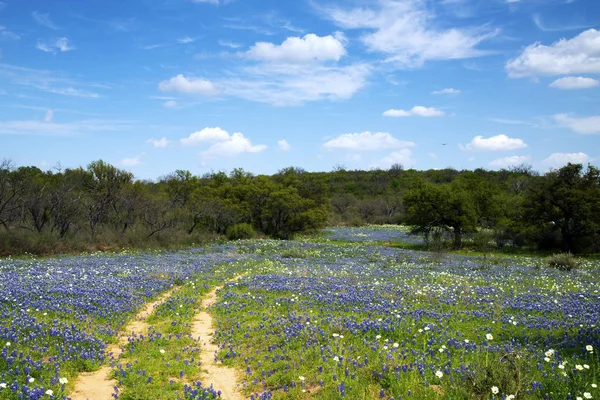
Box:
432;88;460;95
202;134;267;158
37;37;74;53
278;139;292;151
462;134;527;151
181;127;231;145
323;131;415;151
548;76;599;90
159;74;220;96
317;0;497;67
146;137;169;148
120;155;143;167
489;155;531;168
383;106;444;117
180;127;266;158
542;152;590;169
506;29;600;77
164;31;366;106
554;114;600;134
371;149;414;169
246;33;346;64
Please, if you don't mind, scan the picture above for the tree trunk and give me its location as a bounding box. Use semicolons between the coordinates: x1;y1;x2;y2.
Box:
453;229;462;249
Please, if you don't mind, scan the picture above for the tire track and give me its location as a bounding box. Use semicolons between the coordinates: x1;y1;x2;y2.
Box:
191;277;244;399
70;287;177;400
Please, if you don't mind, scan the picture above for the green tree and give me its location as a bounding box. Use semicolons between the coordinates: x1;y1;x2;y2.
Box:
404;179;478;248
522;163;600;252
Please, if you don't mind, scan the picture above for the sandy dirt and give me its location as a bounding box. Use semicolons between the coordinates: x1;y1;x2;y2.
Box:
70;287;177;400
191;278;244;400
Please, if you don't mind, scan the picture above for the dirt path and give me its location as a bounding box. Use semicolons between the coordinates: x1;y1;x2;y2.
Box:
191;277;244;400
70;287;177;400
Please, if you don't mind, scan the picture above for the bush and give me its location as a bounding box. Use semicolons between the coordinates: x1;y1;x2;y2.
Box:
280;248;307;259
226;223;255;241
547;252;580;271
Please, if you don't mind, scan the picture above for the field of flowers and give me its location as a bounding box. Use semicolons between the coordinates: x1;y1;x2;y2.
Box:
1;227;599;399
321;225;423;245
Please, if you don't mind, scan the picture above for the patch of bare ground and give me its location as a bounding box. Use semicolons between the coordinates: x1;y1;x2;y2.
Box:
70;287;177;400
191;277;244;399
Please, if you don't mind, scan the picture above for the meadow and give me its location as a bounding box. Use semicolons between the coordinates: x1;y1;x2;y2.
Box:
0;227;598;399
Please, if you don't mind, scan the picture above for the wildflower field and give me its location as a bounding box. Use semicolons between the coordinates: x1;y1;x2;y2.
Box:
1;228;599;399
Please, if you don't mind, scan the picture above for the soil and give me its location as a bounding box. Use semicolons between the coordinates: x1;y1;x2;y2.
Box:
190;278;243;399
69;287;177;400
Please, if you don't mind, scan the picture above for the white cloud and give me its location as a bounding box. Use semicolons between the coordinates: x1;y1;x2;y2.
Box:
0;64;102;98
371;149;414;169
246;33;346;64
490;118;535;126
164;100;178;108
0;119;129;136
462;134;527;151
43;87;99;98
489;155;531;168
32;12;59;30
0;26;20;40
44;109;54;122
323;131;415;151
181;127;231;146
219;40;242;49
506;29;600;78
221;63;370;106
542;152;590;169
159;74;220;96
317;0;497;68
548;76;599;90
178;37;195;44
147;137;169;148
36;37;74;53
532;14;592;33
554;114;600;134
383;106;444;117
278;139;291;151
201;133;266;158
180;127;266;158
432;88;460;95
120;155;143;167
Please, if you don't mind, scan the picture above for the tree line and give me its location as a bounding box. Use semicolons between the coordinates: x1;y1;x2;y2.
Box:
1;159;599;255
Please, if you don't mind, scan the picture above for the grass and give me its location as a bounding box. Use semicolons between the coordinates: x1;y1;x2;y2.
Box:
1;229;599;399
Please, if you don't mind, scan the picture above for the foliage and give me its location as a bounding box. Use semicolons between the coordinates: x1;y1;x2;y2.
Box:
225;223;255;240
1;159;599;255
547;252;581;271
521;163;600;253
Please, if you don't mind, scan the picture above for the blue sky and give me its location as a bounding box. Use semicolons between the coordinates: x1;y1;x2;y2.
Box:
1;0;599;179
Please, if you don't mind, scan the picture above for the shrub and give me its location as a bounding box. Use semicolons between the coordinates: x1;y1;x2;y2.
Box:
547;252;580;271
226;223;255;241
280;248;307;259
